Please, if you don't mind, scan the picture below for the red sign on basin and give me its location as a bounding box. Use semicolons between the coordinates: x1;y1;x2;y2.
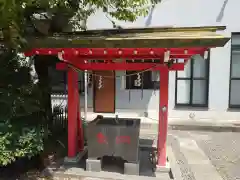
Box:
97;133;131;144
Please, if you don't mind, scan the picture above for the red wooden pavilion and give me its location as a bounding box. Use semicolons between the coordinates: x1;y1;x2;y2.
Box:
24;25;229;169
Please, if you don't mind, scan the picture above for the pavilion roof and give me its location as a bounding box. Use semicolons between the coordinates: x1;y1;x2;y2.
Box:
25;26;230;49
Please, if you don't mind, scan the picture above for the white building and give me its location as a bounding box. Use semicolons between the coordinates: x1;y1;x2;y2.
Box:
50;0;240;123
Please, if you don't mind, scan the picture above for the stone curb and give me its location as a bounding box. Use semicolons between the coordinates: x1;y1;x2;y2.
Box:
169;124;240;132
166;146;183;180
140;122;240;132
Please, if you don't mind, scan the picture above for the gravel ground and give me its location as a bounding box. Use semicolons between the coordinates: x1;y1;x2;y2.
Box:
167;130;240;180
188;131;240;180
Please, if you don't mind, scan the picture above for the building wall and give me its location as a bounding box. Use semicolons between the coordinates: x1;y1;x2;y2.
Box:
52;0;240;122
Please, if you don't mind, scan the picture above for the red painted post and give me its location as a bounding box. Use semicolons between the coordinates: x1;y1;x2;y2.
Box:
157;67;169;167
67;68;78;157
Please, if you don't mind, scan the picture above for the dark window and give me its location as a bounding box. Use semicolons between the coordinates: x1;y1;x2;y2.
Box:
229;33;240;108
48;67;84;94
126;70;160;89
175;53;209;107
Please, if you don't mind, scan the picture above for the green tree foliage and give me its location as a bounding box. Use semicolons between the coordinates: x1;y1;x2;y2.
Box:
0;50;44;165
0;0;157;48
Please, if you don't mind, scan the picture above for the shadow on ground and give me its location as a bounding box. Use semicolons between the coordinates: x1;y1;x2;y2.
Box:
42;138;172;179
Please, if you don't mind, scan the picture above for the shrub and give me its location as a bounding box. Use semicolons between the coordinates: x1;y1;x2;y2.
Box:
0;50;44;166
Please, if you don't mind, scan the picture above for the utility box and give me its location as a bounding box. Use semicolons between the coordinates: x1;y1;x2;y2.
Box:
87;115;141;163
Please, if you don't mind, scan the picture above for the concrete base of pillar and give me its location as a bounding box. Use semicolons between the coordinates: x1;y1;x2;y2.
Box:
64;153;81;164
124;162;140;175
155;161;170;173
86;159;101;172
64;147;87;164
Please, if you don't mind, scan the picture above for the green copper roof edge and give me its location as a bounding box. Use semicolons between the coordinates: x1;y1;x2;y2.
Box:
26;37;230;49
23;26;227;38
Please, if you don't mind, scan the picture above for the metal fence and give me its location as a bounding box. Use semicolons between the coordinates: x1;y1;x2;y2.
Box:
48;67;85;135
52;105;68;134
49;93;68;135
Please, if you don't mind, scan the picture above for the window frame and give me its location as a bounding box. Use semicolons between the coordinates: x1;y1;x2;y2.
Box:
125;70;160;90
50;69;85;94
175;53;210;107
228;33;240;108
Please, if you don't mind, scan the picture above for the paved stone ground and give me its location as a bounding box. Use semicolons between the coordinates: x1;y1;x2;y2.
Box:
168;130;240;180
188;131;240;180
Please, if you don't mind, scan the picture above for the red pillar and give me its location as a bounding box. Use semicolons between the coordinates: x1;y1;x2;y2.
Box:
157;67;169;167
67;68;78;157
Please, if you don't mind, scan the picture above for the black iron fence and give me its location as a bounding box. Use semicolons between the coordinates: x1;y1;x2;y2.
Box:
51;104;68;135
48;68;85;136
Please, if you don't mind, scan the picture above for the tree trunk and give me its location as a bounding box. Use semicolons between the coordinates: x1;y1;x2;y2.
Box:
34;55;53;138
